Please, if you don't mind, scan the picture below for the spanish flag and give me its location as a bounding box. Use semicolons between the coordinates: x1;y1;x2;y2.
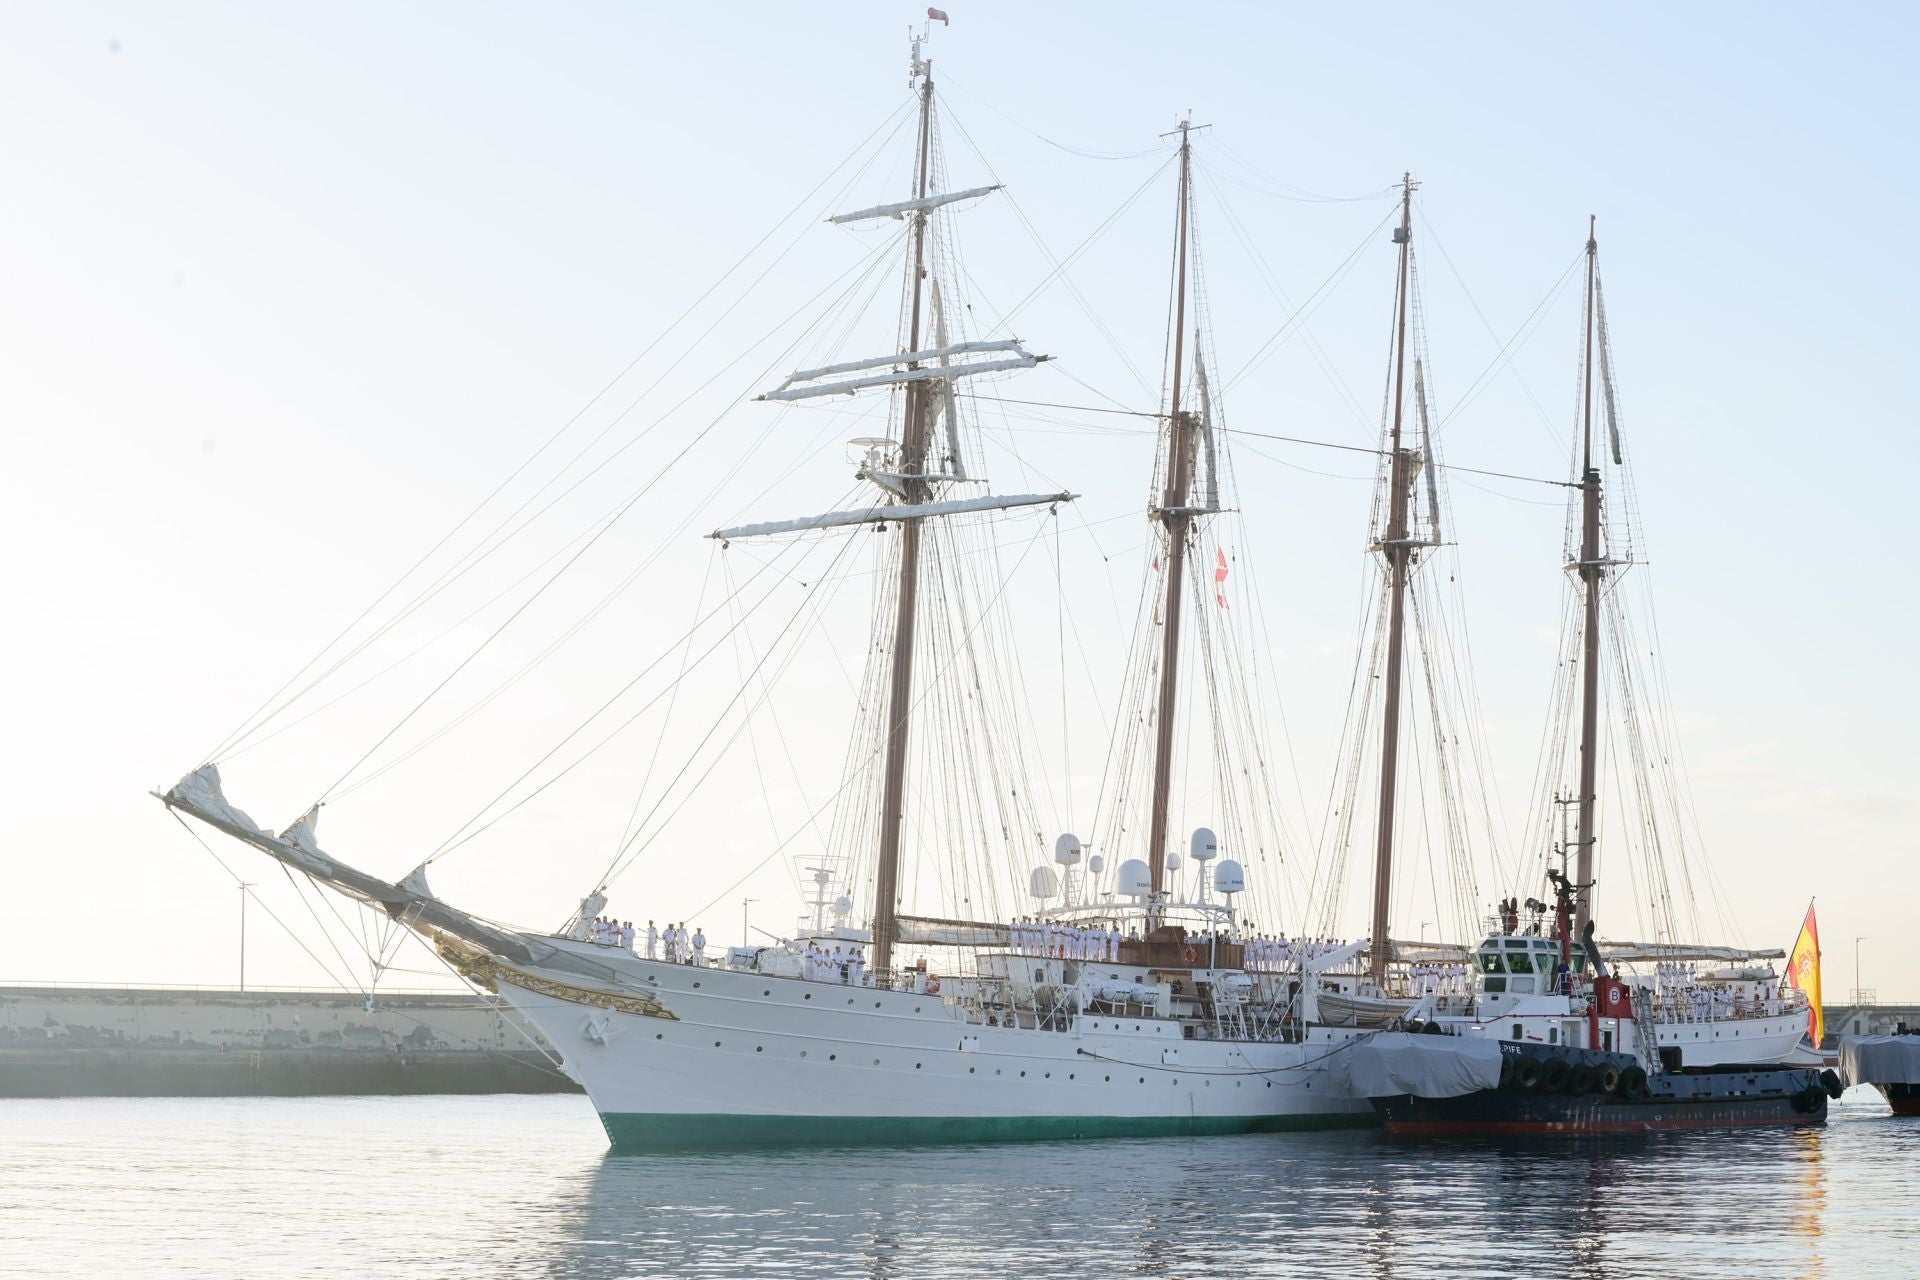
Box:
1786;902;1824;1047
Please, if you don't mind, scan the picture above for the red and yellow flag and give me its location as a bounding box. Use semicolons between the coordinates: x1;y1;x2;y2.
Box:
1785;902;1824;1047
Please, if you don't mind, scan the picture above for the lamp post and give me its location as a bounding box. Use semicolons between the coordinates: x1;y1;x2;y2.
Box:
1420;921;1432;944
238;883;255;991
742;898;757;949
1855;935;1867;1007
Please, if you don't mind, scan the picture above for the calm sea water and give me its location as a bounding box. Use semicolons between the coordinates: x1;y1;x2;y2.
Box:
2;1090;1914;1278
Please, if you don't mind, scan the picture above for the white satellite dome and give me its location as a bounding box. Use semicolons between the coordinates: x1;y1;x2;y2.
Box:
1053;833;1084;866
831;895;853;917
1190;827;1219;861
1115;858;1152;897
1212;858;1245;895
1029;865;1061;900
1086;852;1105;876
1166;851;1183;871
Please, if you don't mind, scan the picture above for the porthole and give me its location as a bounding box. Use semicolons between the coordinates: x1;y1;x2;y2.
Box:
1069;1073;1076;1080
829;1054;837;1061
763;990;771;997
804;993;812;1000
1104;1075;1111;1082
1139;1077;1146;1084
968;1067;975;1074
755;1046;764;1053
713;1041;722;1048
875;1002;882;1009
915;1063;923;1070
1020;1070;1027;1077
692;982;700;989
655;1033;663;1041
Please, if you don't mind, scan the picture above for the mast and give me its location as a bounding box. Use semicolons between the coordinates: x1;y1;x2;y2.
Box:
1145;121;1196;903
869;54;938;976
1572;215;1602;939
1366;174;1417;984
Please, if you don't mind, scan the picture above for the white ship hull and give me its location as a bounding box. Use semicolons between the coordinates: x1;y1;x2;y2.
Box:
481;940;1374;1146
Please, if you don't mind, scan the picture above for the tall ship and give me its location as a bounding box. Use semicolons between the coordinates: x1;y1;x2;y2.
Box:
161;31;1377;1146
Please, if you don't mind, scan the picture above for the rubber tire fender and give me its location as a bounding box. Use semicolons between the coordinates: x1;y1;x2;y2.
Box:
1820;1068;1845;1100
1540;1058;1571;1093
1598;1065;1622;1095
1567;1065;1597;1095
1515;1059;1544;1091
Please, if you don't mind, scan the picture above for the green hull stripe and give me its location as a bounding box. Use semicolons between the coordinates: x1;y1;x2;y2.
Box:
601;1110;1379;1149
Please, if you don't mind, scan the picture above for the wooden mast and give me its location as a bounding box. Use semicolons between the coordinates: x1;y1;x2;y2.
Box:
1572;215;1602;939
870;56;938;976
1366;175;1417;984
1145;121;1196;905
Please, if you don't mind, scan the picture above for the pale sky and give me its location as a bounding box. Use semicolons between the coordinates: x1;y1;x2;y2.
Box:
2;3;1913;1000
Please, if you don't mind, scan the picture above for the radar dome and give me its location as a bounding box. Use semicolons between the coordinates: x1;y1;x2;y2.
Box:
1086;852;1105;876
1191;827;1219;861
831;895;852;917
1053;833;1084;866
1212;858;1245;895
1166;851;1183;871
1029;865;1061;900
1115;858;1152;897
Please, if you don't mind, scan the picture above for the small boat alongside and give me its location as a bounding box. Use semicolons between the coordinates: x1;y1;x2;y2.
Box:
1353;1033;1835;1135
1840;1032;1920;1115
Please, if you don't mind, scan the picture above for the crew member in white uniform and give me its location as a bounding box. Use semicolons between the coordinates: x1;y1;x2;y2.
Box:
645;921;659;959
691;927;706;967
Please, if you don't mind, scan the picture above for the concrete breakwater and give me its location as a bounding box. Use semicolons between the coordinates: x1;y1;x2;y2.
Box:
0;984;581;1096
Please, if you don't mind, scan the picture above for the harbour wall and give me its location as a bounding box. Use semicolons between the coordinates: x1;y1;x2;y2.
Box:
0;984;582;1097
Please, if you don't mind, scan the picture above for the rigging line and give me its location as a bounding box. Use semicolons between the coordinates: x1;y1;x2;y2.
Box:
937;71;1163;161
319;236;909;804
938;101;1161;399
226;175;911;765
278;864;370;995
668;517;1058;915
604;530;869;892
205;99;917;765
166;810;358;992
1222;203;1401;396
1417;202;1564;444
1434;241;1586;435
424;530;826;863
1206;136;1403;205
1195;161;1375;433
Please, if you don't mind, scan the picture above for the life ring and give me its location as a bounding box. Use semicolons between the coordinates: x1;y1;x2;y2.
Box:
925;976;942;995
1182;945;1198;964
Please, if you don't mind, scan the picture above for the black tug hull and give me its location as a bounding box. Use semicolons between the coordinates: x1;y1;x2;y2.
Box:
1374;1047;1830;1135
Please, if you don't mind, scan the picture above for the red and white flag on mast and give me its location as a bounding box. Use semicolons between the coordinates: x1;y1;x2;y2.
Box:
1214;547;1230;608
927;7;950;25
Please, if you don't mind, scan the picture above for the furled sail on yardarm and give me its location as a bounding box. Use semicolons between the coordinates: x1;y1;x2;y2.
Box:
160;27;1810;1148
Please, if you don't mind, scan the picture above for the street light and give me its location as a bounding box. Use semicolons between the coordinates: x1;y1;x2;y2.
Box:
240;886;259;997
1856;935;1867;1006
1419;922;1432;944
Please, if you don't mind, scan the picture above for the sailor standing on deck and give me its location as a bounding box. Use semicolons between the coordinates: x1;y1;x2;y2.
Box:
691;926;706;967
646;921;658;959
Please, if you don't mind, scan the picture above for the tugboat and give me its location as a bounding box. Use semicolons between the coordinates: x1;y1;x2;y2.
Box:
1840;1026;1920;1115
1345;871;1840;1134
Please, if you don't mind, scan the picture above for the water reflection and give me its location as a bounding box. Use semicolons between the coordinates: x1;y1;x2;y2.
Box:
546;1125;1845;1280
3;1095;1912;1279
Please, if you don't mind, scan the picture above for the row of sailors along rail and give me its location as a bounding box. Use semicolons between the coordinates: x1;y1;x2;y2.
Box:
1010;920;1360;971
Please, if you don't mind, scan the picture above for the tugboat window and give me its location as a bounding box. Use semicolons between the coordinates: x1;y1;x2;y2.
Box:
1506;952;1535;974
1479;953;1505;974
